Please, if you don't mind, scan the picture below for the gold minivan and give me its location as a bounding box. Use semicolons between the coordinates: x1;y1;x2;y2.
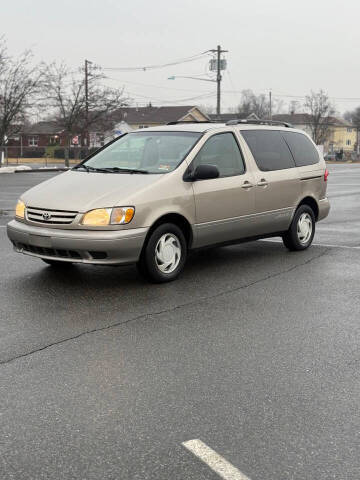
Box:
7;120;330;282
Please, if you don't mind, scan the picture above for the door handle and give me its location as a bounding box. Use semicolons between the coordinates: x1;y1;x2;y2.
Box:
257;179;268;187
241;181;254;189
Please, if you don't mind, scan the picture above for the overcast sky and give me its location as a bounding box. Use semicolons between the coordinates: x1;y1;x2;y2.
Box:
2;0;360;114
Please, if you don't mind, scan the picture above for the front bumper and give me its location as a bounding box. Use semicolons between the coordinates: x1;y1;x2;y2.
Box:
7;220;148;265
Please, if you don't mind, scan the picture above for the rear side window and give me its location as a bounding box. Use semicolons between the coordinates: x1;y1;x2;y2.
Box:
241;130;295;171
282;132;320;167
192;132;245;177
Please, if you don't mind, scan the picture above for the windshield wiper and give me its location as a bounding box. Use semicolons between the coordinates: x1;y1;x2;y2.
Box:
73;165;115;173
99;167;149;174
73;165;149;174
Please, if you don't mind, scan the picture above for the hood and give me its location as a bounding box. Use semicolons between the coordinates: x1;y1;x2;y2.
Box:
21;170;163;212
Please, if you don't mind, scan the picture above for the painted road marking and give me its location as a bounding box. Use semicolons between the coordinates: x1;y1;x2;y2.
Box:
182;439;251;480
262;238;360;249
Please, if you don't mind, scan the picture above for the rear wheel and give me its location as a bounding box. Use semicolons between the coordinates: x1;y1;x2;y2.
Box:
282;205;315;251
42;259;73;267
137;223;187;283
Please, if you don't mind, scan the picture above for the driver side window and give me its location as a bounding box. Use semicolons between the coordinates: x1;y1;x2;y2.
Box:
192;132;245;177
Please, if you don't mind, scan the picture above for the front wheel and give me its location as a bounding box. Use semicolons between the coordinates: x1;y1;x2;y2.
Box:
137;223;187;283
282;205;315;251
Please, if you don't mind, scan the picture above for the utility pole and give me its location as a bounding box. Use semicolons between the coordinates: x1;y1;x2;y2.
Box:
84;59;92;147
269;89;272;121
169;45;228;116
210;45;228;117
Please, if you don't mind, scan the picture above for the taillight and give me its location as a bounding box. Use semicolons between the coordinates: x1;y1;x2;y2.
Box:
324;169;329;182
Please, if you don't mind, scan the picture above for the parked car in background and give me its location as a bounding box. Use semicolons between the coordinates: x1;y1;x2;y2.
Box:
7;120;330;282
324;152;337;161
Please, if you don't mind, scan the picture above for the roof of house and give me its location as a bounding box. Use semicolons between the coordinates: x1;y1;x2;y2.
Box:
22;121;64;135
209;113;260;122
112;106;209;124
272;113;351;127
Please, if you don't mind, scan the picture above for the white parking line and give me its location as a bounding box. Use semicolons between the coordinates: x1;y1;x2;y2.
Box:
182;439;251;480
262;238;360;249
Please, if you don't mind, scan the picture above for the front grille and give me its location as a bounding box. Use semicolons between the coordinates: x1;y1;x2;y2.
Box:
16;242;81;259
26;206;78;225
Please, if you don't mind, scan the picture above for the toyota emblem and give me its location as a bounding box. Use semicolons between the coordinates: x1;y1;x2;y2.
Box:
42;212;52;221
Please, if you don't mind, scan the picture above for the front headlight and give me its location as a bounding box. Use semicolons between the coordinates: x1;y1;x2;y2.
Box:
81;207;135;226
15;199;26;219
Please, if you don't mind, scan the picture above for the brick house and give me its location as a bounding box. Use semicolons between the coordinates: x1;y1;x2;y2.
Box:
5;105;210;154
6;121;82;158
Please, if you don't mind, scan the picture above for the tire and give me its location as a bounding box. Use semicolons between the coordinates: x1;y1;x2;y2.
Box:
282;205;316;251
137;223;187;283
42;259;73;267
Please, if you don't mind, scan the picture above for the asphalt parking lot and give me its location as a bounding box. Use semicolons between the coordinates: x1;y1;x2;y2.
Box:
0;164;359;480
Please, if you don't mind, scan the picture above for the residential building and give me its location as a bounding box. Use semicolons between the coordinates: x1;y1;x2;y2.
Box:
273;114;357;153
111;105;209;130
209;113;260;123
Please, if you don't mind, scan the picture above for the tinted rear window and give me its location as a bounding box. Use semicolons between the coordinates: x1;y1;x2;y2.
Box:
282;132;320;167
241;130;295;171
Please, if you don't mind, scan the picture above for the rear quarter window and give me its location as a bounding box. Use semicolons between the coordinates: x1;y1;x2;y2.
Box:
282;132;320;167
240;130;295;171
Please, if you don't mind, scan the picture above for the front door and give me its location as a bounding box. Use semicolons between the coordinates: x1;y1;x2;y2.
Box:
190;131;256;248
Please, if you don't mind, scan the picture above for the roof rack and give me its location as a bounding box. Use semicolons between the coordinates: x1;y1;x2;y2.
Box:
225;119;293;128
166;120;215;125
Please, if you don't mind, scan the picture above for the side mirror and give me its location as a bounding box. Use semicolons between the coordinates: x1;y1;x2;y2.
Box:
192;164;219;180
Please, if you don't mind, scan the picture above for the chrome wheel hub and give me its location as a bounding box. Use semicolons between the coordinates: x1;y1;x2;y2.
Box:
297;212;313;244
155;233;181;274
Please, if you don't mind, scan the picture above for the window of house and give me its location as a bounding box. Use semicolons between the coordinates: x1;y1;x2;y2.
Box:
49;136;59;145
138;125;149;129
241;130;295;171
28;136;38;147
347;128;352;133
192;132;245;177
282;131;319;166
346;139;351;146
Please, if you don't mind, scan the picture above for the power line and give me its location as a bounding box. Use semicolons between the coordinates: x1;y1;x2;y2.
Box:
104;76;210;93
102;51;211;72
123;89;216;105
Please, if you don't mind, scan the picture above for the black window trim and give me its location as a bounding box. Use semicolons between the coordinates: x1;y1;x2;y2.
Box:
185;130;247;181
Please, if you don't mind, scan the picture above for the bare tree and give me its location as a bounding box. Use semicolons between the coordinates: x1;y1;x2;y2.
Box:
344;106;360;152
0;38;43;144
197;103;215;115
43;62;129;166
304;90;334;145
233;89;283;118
288;100;300;115
344;106;360;127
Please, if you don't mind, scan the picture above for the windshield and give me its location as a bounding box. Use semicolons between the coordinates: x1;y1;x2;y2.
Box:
78;131;202;174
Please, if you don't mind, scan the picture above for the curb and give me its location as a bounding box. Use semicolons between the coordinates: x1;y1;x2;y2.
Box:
0;166;69;174
0;165;32;174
